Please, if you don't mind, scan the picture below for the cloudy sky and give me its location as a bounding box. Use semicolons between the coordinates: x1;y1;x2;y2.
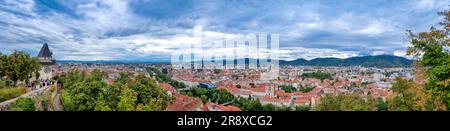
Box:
0;0;448;61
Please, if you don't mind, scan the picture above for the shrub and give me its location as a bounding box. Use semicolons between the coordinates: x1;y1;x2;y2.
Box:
10;97;36;111
0;80;6;89
0;87;27;102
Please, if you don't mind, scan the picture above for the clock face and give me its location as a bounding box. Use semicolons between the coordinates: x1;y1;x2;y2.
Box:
44;67;51;73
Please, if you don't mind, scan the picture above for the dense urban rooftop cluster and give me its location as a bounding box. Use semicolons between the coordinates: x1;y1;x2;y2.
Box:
167;65;414;109
52;62;414;111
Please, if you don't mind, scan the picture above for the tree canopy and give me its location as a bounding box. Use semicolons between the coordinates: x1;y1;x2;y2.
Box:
59;70;172;111
0;51;40;86
404;9;449;110
301;71;332;81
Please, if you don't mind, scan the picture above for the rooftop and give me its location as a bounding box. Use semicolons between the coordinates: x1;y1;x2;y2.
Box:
37;43;53;58
166;94;203;111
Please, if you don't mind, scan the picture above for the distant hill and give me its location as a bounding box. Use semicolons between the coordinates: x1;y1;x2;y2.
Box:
280;55;413;68
56;55;412;68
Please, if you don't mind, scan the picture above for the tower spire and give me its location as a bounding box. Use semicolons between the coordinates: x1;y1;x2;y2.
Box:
37;43;53;58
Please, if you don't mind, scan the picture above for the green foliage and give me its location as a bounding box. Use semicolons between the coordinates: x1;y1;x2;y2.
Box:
0;52;6;78
59;70;171;111
147;67;171;82
11;97;36;111
181;88;235;104
94;100;112;111
266;104;291;111
299;86;314;93
61;90;75;111
34;95;51;111
0;80;6;89
0;51;40;86
0;87;27;102
233;98;262;111
171;81;186;89
137;98;168;111
281;55;412;68
213;69;221;74
387;77;436;111
182;87;296;111
388;95;412;111
406;10;450;109
361;81;371;88
295;105;311;111
117;87;137;111
301;71;332;81
147;67;186;88
65;70;107;111
279;85;296;93
128;74;172;109
375;98;388;111
315;94;378;111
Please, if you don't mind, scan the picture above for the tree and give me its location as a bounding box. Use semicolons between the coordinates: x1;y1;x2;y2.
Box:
171;80;186;89
101;84;121;110
279;85;297;93
315;94;377;111
60;69;107;111
94;100;112;111
61;90;75;111
299;86;314;93
387;77;438;111
405;9;449;110
262;104;275;111
128;73;171;108
11;97;36;111
200;95;208;103
375;98;388;111
0;52;6;79
137;98;167;111
301;71;332;81
0;80;6;89
295;105;311;111
117;87;137;111
2;51;40;86
58;69;175;111
214;69;221;74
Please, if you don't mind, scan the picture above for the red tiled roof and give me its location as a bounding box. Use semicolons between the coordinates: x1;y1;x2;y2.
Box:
203;102;241;111
219;105;241;111
248;86;265;93
159;82;175;92
166;94;203;111
294;97;310;105
367;84;376;89
249;84;276;93
260;95;291;103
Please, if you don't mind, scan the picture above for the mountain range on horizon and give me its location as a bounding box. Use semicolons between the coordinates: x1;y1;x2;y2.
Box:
279;55;413;68
57;55;413;68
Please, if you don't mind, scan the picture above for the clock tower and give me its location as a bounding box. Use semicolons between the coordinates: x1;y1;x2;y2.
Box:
37;43;56;80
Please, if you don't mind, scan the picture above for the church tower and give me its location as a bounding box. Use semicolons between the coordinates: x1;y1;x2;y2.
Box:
37;43;56;80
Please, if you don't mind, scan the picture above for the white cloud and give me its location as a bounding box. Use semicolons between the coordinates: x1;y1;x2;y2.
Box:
355;22;387;36
279;47;360;61
370;51;388;56
414;0;448;11
1;0;447;61
393;50;406;57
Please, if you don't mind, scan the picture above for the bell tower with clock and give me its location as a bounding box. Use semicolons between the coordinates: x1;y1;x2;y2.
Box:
37;43;56;80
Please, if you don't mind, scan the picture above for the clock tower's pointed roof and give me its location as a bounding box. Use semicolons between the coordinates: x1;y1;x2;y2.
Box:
37;43;53;58
37;43;55;65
